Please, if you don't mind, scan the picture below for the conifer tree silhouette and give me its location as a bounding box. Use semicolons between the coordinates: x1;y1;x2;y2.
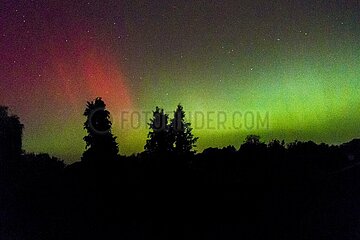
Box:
144;106;172;154
81;97;119;163
169;104;198;155
0;106;23;161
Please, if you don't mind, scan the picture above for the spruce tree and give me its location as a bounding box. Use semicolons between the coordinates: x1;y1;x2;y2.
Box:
144;107;172;154
169;104;198;155
82;97;119;163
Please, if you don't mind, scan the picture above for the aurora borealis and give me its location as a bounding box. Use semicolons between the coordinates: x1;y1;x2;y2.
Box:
1;0;360;162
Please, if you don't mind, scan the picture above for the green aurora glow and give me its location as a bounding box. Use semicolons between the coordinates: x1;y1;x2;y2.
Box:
2;0;360;162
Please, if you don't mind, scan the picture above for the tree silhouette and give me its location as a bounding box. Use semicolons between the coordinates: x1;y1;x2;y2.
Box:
239;134;267;159
0;106;23;161
243;134;262;145
144;106;172;154
81;97;119;163
169;104;198;155
267;139;286;156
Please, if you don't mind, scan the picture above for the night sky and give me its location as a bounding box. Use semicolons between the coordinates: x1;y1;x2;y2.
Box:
1;0;360;162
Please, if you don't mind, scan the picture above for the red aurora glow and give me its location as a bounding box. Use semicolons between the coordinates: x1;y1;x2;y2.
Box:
49;36;132;112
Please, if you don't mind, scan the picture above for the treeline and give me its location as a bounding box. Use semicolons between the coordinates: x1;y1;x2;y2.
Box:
1;98;360;239
1;97;358;177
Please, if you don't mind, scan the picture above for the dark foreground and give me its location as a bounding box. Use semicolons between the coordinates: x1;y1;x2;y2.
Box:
2;140;360;240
